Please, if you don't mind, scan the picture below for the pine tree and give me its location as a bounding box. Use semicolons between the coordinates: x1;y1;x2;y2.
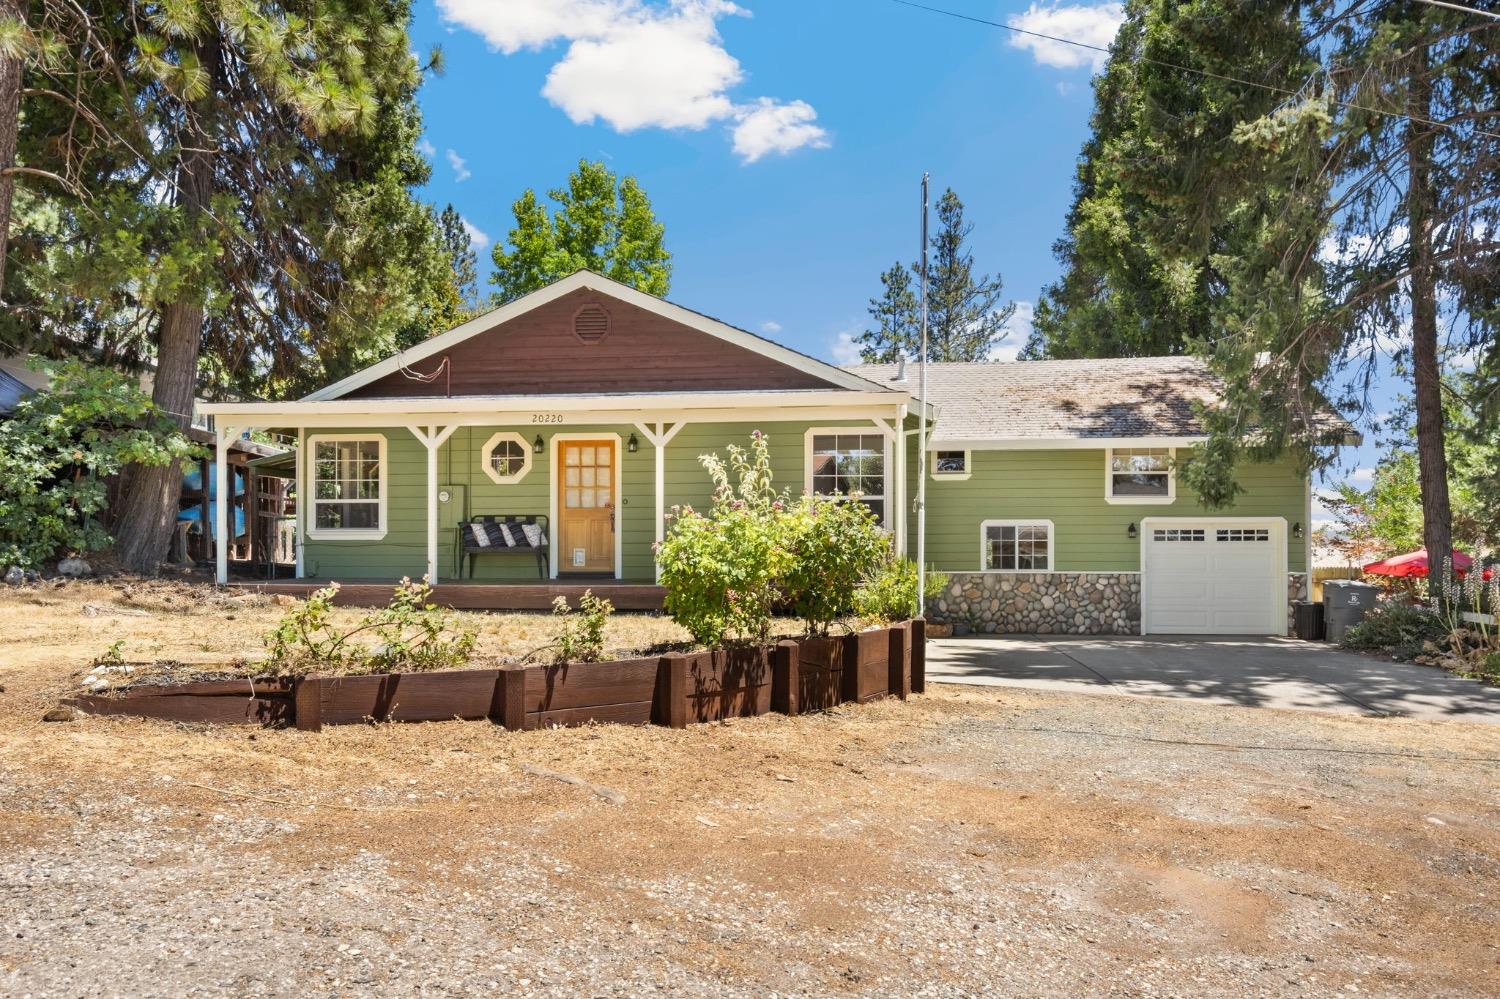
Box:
439;204;479;310
857;188;1014;363
490;160;670;303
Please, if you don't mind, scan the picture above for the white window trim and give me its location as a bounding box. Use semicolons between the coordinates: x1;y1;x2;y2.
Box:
305;433;387;541
979;518;1056;573
803;426;893;526
479;430;533;485
930;448;972;481
1105;446;1176;505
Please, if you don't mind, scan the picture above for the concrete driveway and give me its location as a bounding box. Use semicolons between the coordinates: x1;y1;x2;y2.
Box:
926;634;1500;722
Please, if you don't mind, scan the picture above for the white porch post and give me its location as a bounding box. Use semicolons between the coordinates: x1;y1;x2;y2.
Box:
410;425;458;584
635;420;685;583
295;427;306;578
893;404;908;557
214;425;236;584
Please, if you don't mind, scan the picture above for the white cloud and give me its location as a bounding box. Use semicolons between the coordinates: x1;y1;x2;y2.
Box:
446;148;471;182
990;300;1034;362
731;98;829;163
830;330;862;366
460;217;490;250
760;320;782;334
436;0;829;162
418;137;436;157
1348;467;1374;484
1006;3;1124;71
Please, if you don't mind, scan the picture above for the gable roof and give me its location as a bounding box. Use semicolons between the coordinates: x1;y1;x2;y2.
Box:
306;271;898;401
847;357;1223;444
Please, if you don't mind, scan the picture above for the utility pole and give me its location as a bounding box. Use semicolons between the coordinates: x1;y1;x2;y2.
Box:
916;173;930;617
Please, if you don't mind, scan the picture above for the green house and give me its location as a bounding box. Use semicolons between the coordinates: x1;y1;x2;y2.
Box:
201;271;1341;636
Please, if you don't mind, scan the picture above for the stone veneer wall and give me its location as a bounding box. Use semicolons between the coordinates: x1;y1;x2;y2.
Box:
932;571;1311;636
932;573;1142;635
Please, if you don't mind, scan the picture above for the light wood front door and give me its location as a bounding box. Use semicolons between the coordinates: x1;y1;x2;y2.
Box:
557;439;616;574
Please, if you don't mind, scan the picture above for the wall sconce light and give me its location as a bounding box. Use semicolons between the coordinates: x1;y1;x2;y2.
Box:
627;433;639;453
1292;522;1303;539
532;434;544;454
1127;522;1138;540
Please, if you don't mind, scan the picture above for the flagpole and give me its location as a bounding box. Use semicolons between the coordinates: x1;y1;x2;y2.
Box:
916;173;930;618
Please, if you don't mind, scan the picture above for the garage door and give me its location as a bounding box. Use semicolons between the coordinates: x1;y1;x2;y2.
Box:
1141;520;1285;635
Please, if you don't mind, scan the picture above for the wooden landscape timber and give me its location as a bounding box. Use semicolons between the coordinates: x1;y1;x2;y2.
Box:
63;620;926;733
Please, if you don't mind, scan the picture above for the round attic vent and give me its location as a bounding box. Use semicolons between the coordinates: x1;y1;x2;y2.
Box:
573;304;610;343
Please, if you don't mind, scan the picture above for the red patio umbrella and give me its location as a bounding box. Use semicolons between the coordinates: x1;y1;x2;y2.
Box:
1363;548;1474;579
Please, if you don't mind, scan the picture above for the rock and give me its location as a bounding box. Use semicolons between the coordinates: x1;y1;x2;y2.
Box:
42;707;77;722
3;566;23;586
57;557;93;578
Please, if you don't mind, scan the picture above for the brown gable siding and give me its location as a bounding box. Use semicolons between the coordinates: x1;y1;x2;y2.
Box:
346;288;839;398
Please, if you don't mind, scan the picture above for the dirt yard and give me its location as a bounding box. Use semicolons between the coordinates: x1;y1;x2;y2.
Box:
2;580;1499;997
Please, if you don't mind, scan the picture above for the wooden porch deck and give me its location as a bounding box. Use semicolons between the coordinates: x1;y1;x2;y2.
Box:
227;577;667;611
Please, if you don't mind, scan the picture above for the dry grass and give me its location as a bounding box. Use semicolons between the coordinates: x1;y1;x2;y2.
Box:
2;579;1499;995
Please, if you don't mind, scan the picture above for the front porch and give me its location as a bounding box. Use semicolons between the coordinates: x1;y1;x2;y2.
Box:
227;576;667;611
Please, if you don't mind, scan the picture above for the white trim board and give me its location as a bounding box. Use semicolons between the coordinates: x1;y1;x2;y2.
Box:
302;270;900;401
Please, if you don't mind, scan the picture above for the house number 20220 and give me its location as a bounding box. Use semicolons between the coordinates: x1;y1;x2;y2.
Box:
530;413;564;424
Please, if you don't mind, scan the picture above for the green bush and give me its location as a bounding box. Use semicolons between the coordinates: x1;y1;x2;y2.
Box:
855;558;948;624
551;589;613;663
0;359;199;568
781;496;890;634
657;432;792;646
264;578;477;675
1341;601;1446;654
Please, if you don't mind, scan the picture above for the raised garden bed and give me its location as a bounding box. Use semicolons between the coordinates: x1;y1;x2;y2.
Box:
65;620;926;732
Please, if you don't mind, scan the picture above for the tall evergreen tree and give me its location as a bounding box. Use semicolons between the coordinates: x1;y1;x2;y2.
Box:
857;188;1014;362
10;1;453;572
438;203;479;311
490;159;670;303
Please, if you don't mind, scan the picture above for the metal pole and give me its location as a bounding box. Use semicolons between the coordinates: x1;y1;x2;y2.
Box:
916;173;930;617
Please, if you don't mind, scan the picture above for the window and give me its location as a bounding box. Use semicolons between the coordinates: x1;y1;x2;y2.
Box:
1107;447;1175;503
806;430;888;524
1152;528;1205;542
931;449;970;480
1217;528;1270;542
308;435;386;539
481;431;533;484
981;520;1054;571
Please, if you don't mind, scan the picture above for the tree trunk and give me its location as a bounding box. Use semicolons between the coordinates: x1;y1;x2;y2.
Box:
112;35;219;575
1405;53;1453;605
0;0;23;300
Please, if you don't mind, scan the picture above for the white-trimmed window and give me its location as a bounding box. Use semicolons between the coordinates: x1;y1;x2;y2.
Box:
481;431;533;484
981;519;1054;572
931;449;971;480
308;435;386;539
806;429;889;524
1106;447;1175;503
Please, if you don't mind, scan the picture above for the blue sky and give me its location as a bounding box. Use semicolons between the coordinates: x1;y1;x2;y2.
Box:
408;1;1389;516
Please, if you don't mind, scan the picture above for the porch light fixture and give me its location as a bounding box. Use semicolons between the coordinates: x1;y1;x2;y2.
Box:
532;434;544;454
627;432;639;453
1292;522;1304;539
1127;522;1138;540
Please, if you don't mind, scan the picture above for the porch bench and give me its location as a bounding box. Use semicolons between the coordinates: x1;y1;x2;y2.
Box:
459;514;549;580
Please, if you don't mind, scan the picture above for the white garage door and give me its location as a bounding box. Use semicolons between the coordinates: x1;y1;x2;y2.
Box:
1141;520;1286;635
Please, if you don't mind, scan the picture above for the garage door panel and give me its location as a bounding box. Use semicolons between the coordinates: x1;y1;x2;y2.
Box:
1143;522;1284;636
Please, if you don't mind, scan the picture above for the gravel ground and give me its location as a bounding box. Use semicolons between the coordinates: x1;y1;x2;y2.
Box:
2;583;1499;997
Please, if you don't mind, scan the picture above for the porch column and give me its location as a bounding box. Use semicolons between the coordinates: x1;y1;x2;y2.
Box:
870;415;900;555
892;404;908;557
294;427;306;578
409;425;458;584
635;420;685;582
214;425;237;585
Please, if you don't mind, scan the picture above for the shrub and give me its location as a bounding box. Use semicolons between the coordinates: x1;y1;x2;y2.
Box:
1341;601;1445;654
855;558;948;624
264;577;477;675
657;432;792;646
551;590;613;663
781;496;889;634
0;359;199;568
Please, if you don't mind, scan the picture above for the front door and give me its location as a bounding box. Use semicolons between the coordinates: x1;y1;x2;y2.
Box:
557;439;616;574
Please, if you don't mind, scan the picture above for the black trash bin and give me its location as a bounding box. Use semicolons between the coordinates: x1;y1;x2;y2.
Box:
1324;579;1380;643
1292;600;1326;641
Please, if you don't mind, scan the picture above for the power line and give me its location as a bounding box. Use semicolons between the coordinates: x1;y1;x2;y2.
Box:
886;0;1500;140
1413;0;1500;20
